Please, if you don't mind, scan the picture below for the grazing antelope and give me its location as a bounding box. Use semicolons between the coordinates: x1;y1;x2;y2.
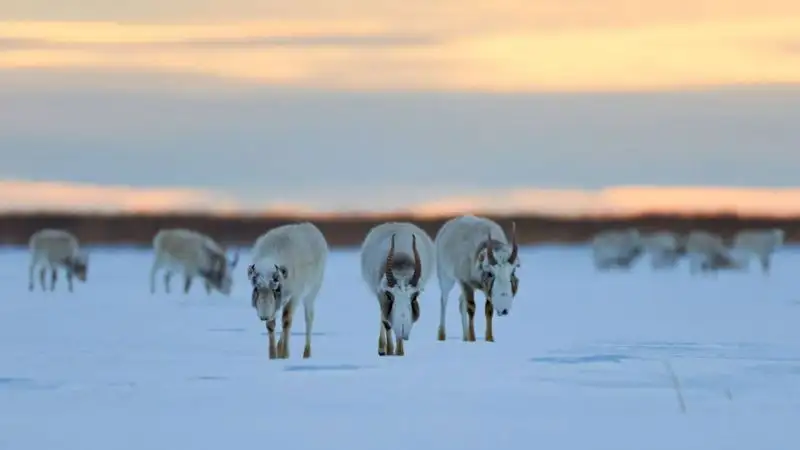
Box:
591;228;644;270
685;230;747;275
641;231;687;270
150;228;239;295
434;215;520;343
248;222;328;360
360;222;435;356
28;229;89;292
732;228;784;274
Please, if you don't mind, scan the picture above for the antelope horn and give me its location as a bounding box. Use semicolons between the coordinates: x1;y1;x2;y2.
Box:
486;231;498;265
409;234;422;287
508;221;518;264
385;233;398;287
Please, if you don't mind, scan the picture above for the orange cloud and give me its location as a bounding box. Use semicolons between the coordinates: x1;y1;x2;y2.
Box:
3;180;800;217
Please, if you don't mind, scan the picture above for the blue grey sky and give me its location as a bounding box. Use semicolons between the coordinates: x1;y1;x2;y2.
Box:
1;0;799;214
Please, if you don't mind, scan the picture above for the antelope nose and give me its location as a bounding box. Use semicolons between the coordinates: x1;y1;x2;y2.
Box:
498;309;509;316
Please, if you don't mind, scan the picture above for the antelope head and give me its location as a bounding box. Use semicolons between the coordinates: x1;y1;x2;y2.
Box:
379;233;423;341
200;247;235;295
248;263;288;322
65;252;89;282
476;222;520;317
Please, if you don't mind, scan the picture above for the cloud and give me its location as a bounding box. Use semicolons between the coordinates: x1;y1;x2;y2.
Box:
406;187;800;217
3;179;800;217
0;180;238;213
5;1;800;31
777;40;800;55
2;17;800;92
0;34;439;51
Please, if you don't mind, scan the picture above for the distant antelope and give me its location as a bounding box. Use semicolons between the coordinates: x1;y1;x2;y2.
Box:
28;229;89;292
641;231;686;270
591;228;643;270
732;228;784;274
150;228;239;295
685;230;747;275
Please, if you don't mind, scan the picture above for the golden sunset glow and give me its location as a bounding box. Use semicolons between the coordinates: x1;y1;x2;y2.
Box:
0;180;239;213
3;180;800;217
1;2;799;92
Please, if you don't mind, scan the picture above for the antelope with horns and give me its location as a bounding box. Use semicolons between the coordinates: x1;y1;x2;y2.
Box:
434;215;520;343
248;222;328;360
360;222;435;356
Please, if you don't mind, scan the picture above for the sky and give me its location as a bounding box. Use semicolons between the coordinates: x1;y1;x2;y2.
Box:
1;0;799;215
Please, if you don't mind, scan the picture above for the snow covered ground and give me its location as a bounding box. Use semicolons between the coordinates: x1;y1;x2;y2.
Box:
1;245;799;450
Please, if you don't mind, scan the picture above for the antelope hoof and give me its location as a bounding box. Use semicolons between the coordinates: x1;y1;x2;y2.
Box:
396;339;405;356
485;334;495;342
268;344;278;360
303;344;311;359
437;326;446;341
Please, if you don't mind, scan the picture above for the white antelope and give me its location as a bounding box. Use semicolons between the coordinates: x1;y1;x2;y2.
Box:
435;215;520;343
150;228;239;295
28;229;89;292
591;228;644;270
685;230;746;274
641;231;686;269
248;222;328;360
360;222;435;357
732;228;784;274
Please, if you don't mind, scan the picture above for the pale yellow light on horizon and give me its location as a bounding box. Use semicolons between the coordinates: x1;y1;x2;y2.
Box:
0;20;389;42
4;180;800;217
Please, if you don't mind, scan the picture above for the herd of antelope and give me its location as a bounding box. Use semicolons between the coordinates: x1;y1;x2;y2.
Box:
26;215;520;360
591;227;785;274
25;219;785;360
